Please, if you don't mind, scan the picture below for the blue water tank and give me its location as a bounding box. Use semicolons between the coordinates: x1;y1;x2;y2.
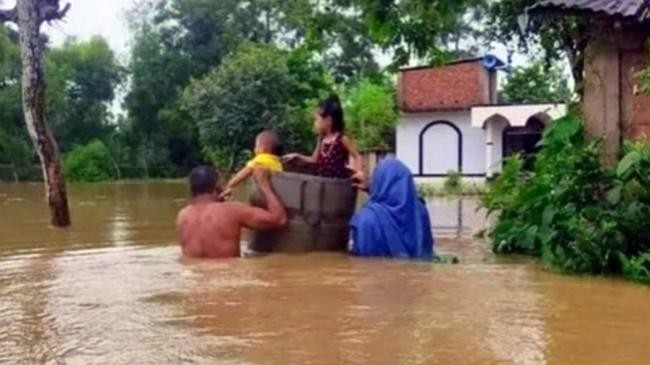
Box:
483;54;511;72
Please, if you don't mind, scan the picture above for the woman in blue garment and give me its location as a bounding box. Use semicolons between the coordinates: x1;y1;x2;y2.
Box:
350;158;435;259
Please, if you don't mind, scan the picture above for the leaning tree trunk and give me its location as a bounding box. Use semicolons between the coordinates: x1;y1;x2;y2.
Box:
16;0;70;227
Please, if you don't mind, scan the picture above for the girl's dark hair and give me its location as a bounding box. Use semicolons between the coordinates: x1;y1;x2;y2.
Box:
318;93;345;133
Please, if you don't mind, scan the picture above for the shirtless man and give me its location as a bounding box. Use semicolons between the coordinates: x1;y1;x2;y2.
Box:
176;165;287;258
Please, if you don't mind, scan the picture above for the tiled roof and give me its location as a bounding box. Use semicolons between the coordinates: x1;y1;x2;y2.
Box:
532;0;650;21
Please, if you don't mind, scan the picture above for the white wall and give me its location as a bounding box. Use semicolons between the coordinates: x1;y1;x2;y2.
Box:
486;117;509;175
397;111;486;176
471;104;567;128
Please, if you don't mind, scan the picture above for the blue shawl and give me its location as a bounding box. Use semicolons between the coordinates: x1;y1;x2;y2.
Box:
350;159;434;259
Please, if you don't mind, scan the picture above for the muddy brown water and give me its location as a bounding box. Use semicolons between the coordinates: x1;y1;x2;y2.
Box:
0;182;649;365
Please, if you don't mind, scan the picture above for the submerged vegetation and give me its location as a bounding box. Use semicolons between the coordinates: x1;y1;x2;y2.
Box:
418;171;485;198
482;115;650;284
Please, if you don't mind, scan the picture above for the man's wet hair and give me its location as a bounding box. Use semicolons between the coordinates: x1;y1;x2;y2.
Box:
189;166;218;197
257;130;283;156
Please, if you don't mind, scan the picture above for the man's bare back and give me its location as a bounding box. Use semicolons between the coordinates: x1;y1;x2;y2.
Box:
176;166;286;259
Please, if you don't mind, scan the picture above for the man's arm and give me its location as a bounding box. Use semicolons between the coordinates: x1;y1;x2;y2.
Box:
233;168;287;230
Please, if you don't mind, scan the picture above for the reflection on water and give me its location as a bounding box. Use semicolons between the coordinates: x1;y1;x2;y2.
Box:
1;182;649;364
426;198;484;237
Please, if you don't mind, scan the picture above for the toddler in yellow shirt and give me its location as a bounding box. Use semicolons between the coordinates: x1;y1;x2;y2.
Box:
221;130;283;199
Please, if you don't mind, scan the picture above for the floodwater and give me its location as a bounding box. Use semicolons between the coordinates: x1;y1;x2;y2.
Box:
0;182;649;365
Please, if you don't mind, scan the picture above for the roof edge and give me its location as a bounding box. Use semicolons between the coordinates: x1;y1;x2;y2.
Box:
400;106;472;113
399;57;485;72
529;0;650;22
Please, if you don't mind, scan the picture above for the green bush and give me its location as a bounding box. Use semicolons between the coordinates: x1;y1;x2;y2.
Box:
482;115;650;283
345;79;397;150
63;140;116;182
183;44;322;172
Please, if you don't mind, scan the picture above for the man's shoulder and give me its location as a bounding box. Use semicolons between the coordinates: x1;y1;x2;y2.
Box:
176;205;190;226
210;201;259;226
219;201;254;211
180;200;257;216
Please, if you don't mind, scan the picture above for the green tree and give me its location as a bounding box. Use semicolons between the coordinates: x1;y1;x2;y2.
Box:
345;78;397;150
1;30;124;181
0;128;32;181
123;0;407;176
124;0;273;176
486;0;588;89
45;36;123;152
335;0;487;66
304;5;380;83
183;44;314;172
125;21;196;177
63;140;116;182
0;25;31;179
501;61;574;104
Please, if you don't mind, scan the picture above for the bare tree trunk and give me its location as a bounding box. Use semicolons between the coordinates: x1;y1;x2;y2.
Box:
15;0;70;226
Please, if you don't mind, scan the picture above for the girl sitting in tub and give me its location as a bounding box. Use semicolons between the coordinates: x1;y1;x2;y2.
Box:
220;130;283;199
283;94;364;182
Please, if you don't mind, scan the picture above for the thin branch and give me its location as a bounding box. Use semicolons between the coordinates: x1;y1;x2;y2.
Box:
39;0;71;23
0;7;17;23
56;2;71;20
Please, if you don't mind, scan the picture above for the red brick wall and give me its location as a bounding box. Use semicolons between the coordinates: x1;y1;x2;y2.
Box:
398;60;492;112
622;51;650;140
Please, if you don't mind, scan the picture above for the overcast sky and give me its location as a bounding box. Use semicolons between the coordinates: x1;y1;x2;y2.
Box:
2;0;134;59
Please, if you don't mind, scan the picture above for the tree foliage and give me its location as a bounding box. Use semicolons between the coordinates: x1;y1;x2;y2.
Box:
483;116;650;283
334;0;486;66
486;0;588;88
63;140;116;182
344;79;397;150
3;0;498;180
501;61;573;104
183;44;315;172
124;0;324;176
0;26;123;180
46;36;123;151
0;26;28;175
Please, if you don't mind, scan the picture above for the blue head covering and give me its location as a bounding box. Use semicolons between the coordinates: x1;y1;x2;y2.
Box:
350;158;434;259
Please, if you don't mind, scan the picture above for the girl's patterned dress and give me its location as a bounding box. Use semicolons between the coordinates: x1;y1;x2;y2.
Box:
316;133;351;179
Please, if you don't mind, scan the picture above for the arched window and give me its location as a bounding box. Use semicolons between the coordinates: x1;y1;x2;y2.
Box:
418;121;462;176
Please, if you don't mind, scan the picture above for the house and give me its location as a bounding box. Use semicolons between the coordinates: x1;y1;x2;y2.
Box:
396;57;566;183
529;0;650;163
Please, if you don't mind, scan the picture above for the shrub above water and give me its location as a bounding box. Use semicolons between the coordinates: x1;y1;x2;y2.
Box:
63;140;116;182
482;115;650;284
